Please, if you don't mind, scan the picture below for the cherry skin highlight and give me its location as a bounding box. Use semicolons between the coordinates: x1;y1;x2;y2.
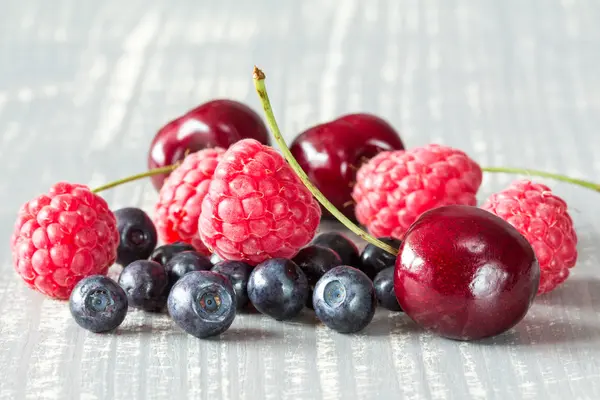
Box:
148;99;270;190
290;113;404;220
394;205;539;341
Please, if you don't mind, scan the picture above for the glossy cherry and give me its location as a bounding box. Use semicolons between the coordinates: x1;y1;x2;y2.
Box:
148;99;270;190
394;205;539;341
290;113;404;220
337;113;401;143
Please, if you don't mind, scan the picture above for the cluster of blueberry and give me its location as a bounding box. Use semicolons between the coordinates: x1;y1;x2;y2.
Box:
69;207;403;338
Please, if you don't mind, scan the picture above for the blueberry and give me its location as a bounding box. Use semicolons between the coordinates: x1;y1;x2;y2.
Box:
373;267;403;312
210;253;223;265
359;237;402;279
313;265;376;333
292;245;342;309
168;271;236;338
118;260;169;312
114;207;158;266
312;232;360;267
69;275;128;333
248;258;308;320
211;261;253;309
150;242;196;266
165;251;213;290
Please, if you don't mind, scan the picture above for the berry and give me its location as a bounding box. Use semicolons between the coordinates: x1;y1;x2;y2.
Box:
352;144;483;239
149;242;196;266
247;258;309;320
312;232;360;267
481;180;578;294
211;261;254;309
154;148;225;254
290;113;403;220
312;265;376;333
164;251;213;290
118;260;169;312
373;267;402;312
359;237;402;279
10;182;119;300
114;207;157;266
148;99;270;190
69;275;128;333
168;271;236;338
198;139;321;264
292;245;342;308
395;205;539;341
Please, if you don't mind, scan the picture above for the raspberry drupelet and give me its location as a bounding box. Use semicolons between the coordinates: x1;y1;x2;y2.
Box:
11;182;119;300
482;180;578;294
352;144;483;239
198;139;321;265
154;147;225;255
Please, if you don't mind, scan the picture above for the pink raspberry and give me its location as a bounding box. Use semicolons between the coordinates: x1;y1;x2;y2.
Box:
198;139;321;265
10;182;119;300
481;180;578;294
352;144;483;239
154;148;225;255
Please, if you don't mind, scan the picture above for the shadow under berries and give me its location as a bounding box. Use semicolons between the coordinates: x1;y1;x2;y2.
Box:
217;327;281;343
474;316;600;347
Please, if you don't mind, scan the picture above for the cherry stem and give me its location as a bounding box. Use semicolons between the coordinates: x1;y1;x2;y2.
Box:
253;66;399;257
482;167;600;192
91;165;177;194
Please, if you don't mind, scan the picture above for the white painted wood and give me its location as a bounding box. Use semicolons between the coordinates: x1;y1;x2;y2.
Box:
1;0;600;399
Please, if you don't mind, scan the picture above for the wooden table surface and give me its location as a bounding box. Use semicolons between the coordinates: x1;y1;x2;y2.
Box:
1;1;600;399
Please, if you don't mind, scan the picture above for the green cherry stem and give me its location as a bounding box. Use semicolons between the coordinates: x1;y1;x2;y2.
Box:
253;66;399;257
481;167;600;192
91;165;177;194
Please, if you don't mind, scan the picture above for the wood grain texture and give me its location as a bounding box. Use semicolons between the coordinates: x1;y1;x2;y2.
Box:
1;0;600;399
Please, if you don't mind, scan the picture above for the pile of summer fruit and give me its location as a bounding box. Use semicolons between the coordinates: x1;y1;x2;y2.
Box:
10;67;595;341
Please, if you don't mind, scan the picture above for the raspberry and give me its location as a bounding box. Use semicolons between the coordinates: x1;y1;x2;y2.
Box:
10;182;119;300
154;148;225;255
198;139;321;265
481;180;578;294
352;144;483;239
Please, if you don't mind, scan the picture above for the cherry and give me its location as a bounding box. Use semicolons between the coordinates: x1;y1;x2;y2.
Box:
290;113;404;220
394;205;539;341
337;113;401;144
147;99;270;190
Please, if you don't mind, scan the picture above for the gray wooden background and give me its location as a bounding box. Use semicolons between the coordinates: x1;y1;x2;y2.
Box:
1;0;600;399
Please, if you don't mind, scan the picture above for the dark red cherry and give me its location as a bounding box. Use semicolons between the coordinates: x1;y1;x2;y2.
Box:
148;99;270;190
290;113;404;220
394;205;539;341
337;113;402;147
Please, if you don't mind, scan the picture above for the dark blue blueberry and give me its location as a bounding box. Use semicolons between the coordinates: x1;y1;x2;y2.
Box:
359;237;402;279
69;275;128;333
313;265;376;333
149;242;196;266
210;253;223;265
165;251;213;290
292;245;342;309
373;267;403;312
118;260;169;312
312;232;360;267
114;207;158;266
211;261;253;309
247;258;308;320
168;271;236;338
